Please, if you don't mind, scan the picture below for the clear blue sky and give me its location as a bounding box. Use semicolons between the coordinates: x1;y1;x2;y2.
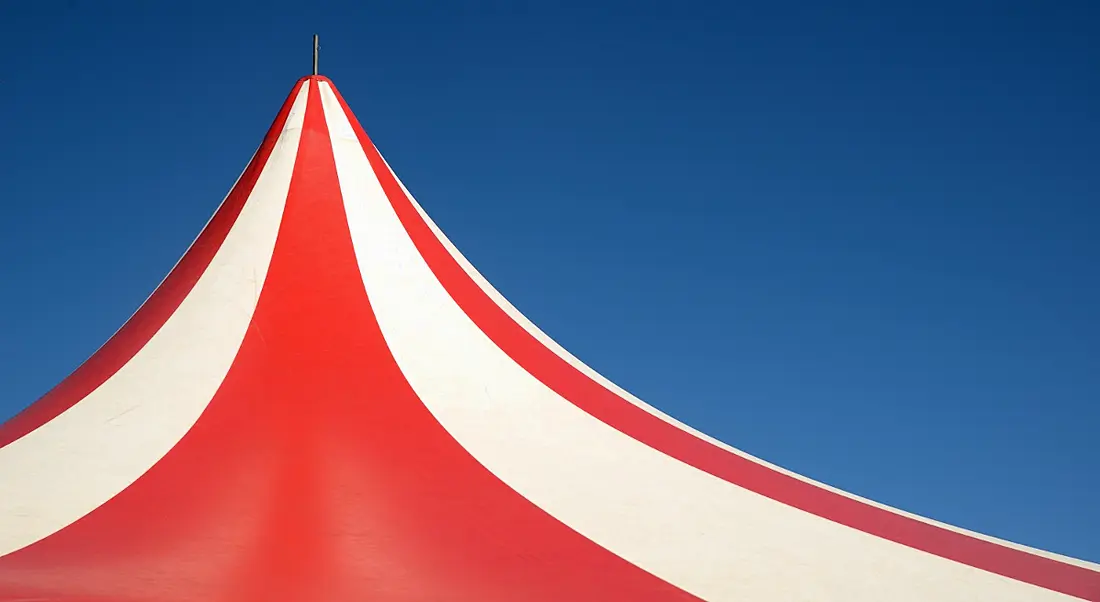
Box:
1;0;1097;561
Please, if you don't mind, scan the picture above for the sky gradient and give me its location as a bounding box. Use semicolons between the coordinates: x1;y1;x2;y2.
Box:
1;1;1097;561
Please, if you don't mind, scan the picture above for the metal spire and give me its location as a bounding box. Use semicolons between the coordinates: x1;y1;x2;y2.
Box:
312;34;319;76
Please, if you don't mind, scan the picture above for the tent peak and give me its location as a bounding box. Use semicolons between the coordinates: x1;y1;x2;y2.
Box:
295;74;333;85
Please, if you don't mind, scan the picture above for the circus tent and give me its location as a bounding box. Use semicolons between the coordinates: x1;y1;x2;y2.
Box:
0;73;1097;602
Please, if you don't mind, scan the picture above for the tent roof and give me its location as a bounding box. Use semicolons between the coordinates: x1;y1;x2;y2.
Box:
1;75;1096;602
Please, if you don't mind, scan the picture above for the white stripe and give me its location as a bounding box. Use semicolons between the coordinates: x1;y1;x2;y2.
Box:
378;145;1099;574
48;141;267;383
321;82;1079;601
0;82;311;558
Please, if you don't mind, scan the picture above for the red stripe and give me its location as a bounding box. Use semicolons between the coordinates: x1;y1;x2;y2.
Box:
328;84;1100;600
0;77;698;601
0;78;308;449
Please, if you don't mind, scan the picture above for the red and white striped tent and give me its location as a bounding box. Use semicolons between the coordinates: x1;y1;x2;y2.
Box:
1;74;1097;602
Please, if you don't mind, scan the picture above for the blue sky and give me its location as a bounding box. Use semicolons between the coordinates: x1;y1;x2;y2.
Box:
1;0;1097;560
